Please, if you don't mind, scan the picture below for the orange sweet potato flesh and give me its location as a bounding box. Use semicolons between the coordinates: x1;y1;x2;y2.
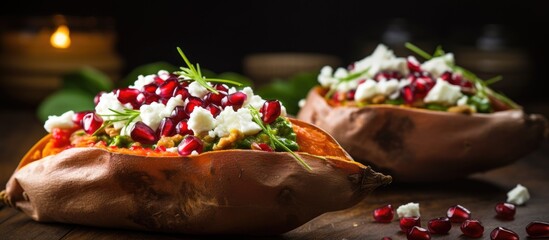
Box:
298;87;548;182
3;118;391;235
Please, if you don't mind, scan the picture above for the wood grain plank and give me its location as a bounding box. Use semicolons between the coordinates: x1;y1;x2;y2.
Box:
0;212;73;240
0;208;19;224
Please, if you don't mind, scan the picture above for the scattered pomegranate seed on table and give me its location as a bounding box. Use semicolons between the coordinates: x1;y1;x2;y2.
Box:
494;202;516;220
490;227;519;240
447;204;471;223
526;221;549;238
406;226;431;240
460;219;484;238
400;216;421;233
373;204;394;223
427;217;451;234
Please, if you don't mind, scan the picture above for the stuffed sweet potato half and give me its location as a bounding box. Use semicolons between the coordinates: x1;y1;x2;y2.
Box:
297;43;547;182
1;49;391;235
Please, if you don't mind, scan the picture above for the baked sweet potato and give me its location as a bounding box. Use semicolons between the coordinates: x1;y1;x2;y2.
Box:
1;118;391;235
297;87;547;181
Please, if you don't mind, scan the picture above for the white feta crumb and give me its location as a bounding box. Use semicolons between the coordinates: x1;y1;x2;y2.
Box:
44;110;76;133
139;102;166;131
161;95;184;118
376;79;400;96
507;184;530;205
157;70;171;80
188;81;210;98
396;202;420;218
166;147;178;153
457;96;469;106
421;53;454;78
188;107;216;135
212;107;261;138
423;79;463;105
190;150;199;156
354;79;377;102
333;67;349;79
298;99;306;108
95;92;128;129
129;74;156;91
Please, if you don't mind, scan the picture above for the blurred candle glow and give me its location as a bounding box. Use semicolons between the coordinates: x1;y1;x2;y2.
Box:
50;25;71;49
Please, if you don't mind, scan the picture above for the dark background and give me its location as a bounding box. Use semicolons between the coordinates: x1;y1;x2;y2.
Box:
1;0;548;109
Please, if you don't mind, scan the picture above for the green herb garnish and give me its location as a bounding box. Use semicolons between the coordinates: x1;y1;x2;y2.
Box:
248;107;312;171
405;42;433;60
324;67;370;100
95;108;141;135
175;47;242;94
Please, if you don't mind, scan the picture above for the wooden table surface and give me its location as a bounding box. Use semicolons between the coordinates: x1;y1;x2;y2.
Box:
1;109;548;240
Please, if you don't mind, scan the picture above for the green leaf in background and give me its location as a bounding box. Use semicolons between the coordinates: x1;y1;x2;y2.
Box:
256;72;317;116
37;89;95;122
118;61;177;88
61;67;113;95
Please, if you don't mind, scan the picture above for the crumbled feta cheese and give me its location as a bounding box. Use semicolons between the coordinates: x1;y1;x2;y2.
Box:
507;184;530;205
129;74;156;91
44;110;76;133
377;79;400;96
211;107;261;138
139;102;166;131
157;70;171;80
298;99;306;108
95;92;128;129
336;79;360;92
396;202;420;218
318;66;338;87
421;53;454;78
166;147;178;153
352;44;409;78
161;95;184;118
355;79;377;102
188;107;216;135
457;96;468;106
424;79;463;105
190;150;199;156
188;81;210;98
334;67;349;79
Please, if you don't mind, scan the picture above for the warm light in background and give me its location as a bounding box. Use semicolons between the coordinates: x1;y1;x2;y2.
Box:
50;25;71;49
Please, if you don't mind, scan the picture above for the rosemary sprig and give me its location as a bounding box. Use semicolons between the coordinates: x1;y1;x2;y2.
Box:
324;67;370;100
248;107;313;171
95;108;141;136
175;47;242;94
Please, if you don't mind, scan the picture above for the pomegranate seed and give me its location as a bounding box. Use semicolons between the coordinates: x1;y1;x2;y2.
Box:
413;76;435;98
347;63;355;71
131;121;158;145
144;94;160;104
407;56;421;72
440;71;452;81
373;204;394;223
185;97;204;115
175;120;193;136
155;145;167;152
400;216;421;233
178;135;203;156
347;90;356;100
407;226;431;240
214;83;229;92
331;91;345;102
170;106;189;123
94;91;105;106
461;219;484;238
207;103;222;117
82;112;103;134
222;91;247;110
260;100;282;124
156;79;179;98
374;71;393;81
173;86;190;100
157;118;176;137
490;227;519;240
447;205;471;223
495;202;516;220
402;86;414;104
427;217;451;234
143;83;158;93
526;221;549;237
51;128;73;147
116;88;141;104
72;110;92;125
205;91;227;106
153;76;164;85
251;142;273;152
133;93;145;109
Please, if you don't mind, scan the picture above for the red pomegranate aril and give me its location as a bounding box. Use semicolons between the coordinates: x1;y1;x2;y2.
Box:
94;91;105;106
116;88;141;104
185;97;204;115
205;91;227;106
347;89;356;100
373;204;394;223
175;120;193;136
440;71;453;81
251;142;273;152
407;226;431;240
222;91;247;110
214;83;229;92
407;56;421;72
447;205;471;223
427;217;451;234
133;93;146;109
72;111;92;125
170;106;189;123
526;221;549;237
178;135;203;156
173;86;190;100
143;83;158;93
157;118;176;137
400;216;421;233
144;94;160;104
156;79;179;98
51;128;73;147
490;227;519;240
82;112;103;134
155;145;167;152
207;103;222;117
461;219;484;238
374;71;393;81
495;202;516;220
131;121;158;145
402;86;414;104
260;100;281;124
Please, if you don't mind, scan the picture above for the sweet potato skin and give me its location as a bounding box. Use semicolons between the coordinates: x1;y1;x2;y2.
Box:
297;87;548;181
4;119;391;235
